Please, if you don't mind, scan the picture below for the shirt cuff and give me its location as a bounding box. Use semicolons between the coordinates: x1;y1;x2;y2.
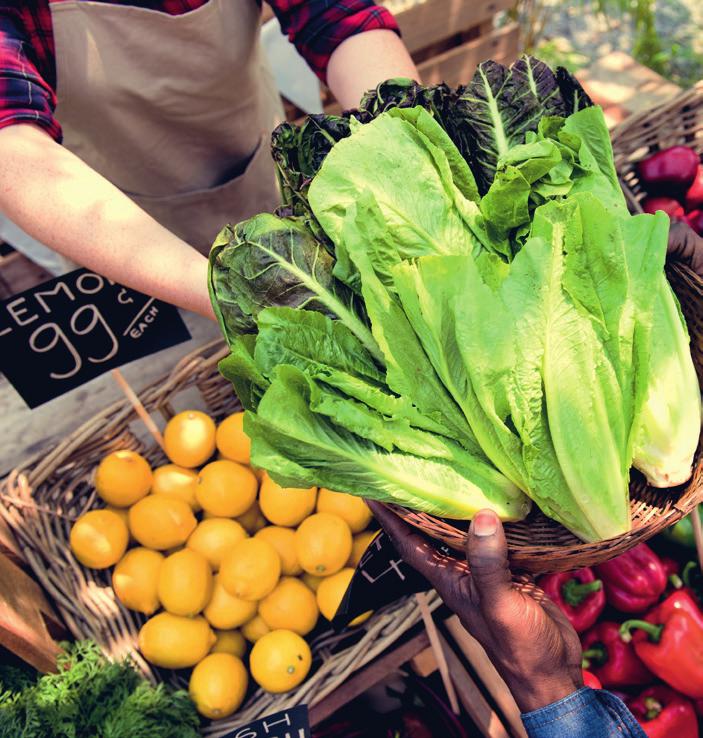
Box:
521;688;648;738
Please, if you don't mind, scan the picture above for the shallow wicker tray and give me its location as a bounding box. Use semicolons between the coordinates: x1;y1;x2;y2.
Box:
393;84;703;572
0;340;440;730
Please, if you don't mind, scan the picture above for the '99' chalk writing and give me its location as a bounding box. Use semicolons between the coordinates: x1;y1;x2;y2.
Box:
0;269;190;408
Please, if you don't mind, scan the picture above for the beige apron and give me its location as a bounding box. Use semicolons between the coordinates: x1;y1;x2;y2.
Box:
51;0;283;253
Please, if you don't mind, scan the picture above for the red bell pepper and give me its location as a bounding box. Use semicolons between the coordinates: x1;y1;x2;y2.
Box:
595;544;667;613
685;164;703;211
686;209;703;236
621;590;703;698
695;699;703;718
661;556;684;591
627;686;699;738
581;669;602;690
581;621;653;688
638;146;699;193
538;568;605;633
642;196;685;219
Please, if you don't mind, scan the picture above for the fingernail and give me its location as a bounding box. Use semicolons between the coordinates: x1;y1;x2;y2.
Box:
472;510;497;537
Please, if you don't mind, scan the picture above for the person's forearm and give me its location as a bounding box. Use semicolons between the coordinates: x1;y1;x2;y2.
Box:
326;29;419;110
0;124;214;319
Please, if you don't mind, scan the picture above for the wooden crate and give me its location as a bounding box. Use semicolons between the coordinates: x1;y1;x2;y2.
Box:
0;247;53;301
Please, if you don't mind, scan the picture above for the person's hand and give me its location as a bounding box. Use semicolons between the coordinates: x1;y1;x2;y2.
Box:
368;503;584;713
668;220;703;278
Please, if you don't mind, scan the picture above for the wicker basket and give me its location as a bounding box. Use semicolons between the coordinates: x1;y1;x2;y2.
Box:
391;85;703;573
0;340;440;730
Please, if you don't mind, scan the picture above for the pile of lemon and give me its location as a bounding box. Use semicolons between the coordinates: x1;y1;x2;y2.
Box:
69;409;375;720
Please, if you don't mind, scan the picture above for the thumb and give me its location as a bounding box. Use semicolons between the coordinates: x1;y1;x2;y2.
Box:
467;509;513;611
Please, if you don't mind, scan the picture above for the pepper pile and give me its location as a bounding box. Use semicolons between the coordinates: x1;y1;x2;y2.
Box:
639;145;703;235
539;544;703;737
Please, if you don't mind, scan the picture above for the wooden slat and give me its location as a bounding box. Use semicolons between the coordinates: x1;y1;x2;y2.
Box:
410;645;439;677
0;251;54;300
309;629;430;726
445;617;528;738
384;0;515;55
417;22;521;87
0;553;63;673
438;633;511;738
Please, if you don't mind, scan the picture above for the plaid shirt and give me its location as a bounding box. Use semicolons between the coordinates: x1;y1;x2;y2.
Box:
0;0;398;142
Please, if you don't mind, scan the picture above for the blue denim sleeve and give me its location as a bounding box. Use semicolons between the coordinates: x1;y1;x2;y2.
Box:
521;688;648;738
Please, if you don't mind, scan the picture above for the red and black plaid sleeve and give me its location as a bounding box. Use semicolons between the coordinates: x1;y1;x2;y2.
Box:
0;3;61;141
267;0;399;83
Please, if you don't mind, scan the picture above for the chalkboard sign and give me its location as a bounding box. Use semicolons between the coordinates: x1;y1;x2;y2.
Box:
332;530;457;628
222;706;310;738
0;269;191;408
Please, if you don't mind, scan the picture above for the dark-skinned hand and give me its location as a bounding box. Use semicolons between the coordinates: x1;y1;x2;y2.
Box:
368;502;584;714
668;220;703;278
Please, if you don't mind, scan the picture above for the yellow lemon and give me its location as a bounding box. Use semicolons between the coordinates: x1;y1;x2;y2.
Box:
204;575;258;629
215;412;250;465
254;526;301;576
295;513;352;577
151;464;200;511
70;509;128;569
301;573;324;593
250;630;312;693
94;450;152;507
235;500;267;533
157;548;213;617
138;613;215;669
189;653;248;719
241;614;271;643
259;474;317;527
106;505;130;529
187;518;248;570
317;489;372;534
196;460;257;518
348;530;377;568
317;568;371;625
211;629;247;658
128;495;197;550
258;577;318;636
112;547;163;615
220;538;281;602
251;466;266;482
163;410;216;468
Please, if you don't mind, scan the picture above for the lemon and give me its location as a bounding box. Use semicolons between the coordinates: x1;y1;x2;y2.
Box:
112;547;163;614
295;513;352;577
106;505;130;529
204;575;258;629
258;577;318;636
317;568;371;625
348;530;377;568
187;518;248;570
70;509;129;569
215;412;250;465
129;495;197;550
259;474;317;527
196;460;257;518
94;450;152;507
211;629;247;658
241;614;271;643
254;526;301;576
157;548;213;617
317;489;372;534
250;630;312;693
220;538;281;602
151;464;200;511
163;410;216;468
189;653;248;719
235;500;267;533
138;612;215;669
301;573;324;593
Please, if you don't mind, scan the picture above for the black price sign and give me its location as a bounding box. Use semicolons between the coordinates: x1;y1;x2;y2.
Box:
0;268;191;408
333;530;458;628
222;706;310;738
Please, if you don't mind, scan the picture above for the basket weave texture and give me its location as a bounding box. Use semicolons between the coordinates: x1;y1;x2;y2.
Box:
393;84;703;573
0;340;440;730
